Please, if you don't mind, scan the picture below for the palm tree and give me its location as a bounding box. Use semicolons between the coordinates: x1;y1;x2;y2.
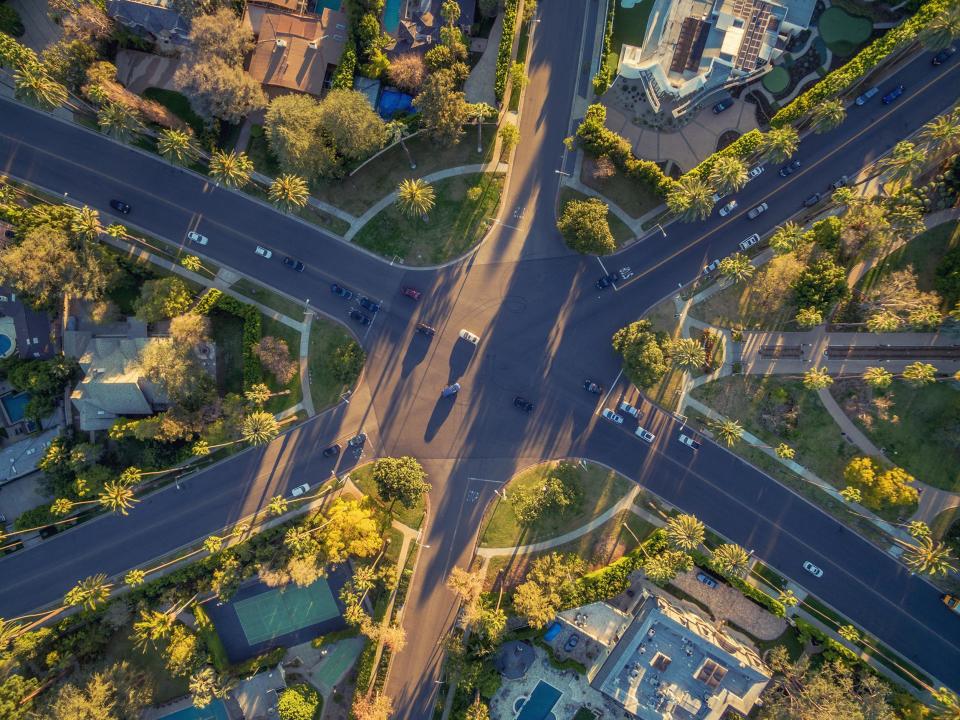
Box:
158;128;199;166
879;141;925;189
97;101;141;141
775;443;795;460
98;481;139;515
919;113;960;160
106;223;127;239
209;149;254;188
707;156;748;196
396;178;436;220
778;588;798;607
71;206;103;242
866;310;901;332
718;253;754;282
269;174;310;212
711;418;743;447
809;99;846;134
932;688;960;720
189;666;232;709
887;202;926;241
838;625;860;644
671;338;706;371
284;526;317;556
267;495;289;517
204;535;223;554
14;64;68;109
386;120;416;169
64;574;112;611
181;255;203;273
906;521;931;540
469;103;495;153
802;366;832;390
245;383;273;406
241;411;281;445
125;569;146;588
0;617;23;654
863;366;893;388
831;186;859;210
795;307;822;328
712;543;750;578
132;608;176;651
902;536;955;576
921;6;960;51
769;221;805;255
665;514;705;551
902;361;937;385
760;126;799;164
666;175;714;222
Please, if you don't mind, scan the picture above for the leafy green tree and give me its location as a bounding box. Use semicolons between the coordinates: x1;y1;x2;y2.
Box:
396;178;436;219
351;693;393;720
499;123;520;154
556;198;616;255
264;94;337;179
387;52;426;94
189;666;231;709
371;456;431;510
711;543;750;578
414;68;468;146
666;175;714;222
314;498;381;564
666;514;704;551
809;99;846;134
277;684;321;720
40;661;154;720
158;128;199;166
209;149;254;188
513;552;585;628
42;38;97;92
1;355;80;421
792;257;849;313
611;320;670;388
843;456;918;511
760;126;799;164
317;89;387;161
670;337;706;371
186;7;254;64
937;244;960;306
802;367;832;390
269;174;310;212
719;252;755;282
0;674;38;720
707;155;748;196
134;277;193;322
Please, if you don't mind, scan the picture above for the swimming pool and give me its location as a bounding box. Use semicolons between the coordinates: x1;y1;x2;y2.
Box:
383;0;401;33
516;680;562;720
1;392;30;424
0;333;11;357
157;700;230;720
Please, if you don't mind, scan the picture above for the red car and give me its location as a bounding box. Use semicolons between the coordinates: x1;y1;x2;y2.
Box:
401;286;422;300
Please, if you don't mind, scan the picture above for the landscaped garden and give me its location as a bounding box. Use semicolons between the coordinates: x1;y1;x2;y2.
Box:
761;66;790;94
604;0;655;77
818;6;874;57
579;155;663;219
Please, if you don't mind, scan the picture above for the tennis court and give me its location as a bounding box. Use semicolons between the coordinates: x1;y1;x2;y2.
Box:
234;580;339;645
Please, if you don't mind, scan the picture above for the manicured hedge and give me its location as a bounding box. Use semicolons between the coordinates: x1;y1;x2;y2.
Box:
331;45;357;90
576;105;676;197
494;0;520;101
772;0;948;127
199;292;264;388
193;287;223;315
681;129;764;182
354;637;377;693
592;0;616;95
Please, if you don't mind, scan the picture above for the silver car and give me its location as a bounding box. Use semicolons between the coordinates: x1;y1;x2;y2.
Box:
187;230;208;245
601;409;624;424
803;560;823;578
747;202;768;220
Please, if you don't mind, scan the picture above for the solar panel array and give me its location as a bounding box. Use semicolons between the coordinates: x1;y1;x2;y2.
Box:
669;16;711;74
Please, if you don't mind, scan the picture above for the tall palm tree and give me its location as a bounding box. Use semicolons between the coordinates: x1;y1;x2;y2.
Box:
132;608;176;651
241;411;281;445
269;174;310;212
209;149;254;188
97;101;141;141
666;175;714;222
125;569;147;588
862;366;893;388
902;536;955;576
802;366;832;390
469;103;495;154
707;156;748;196
879;141;925;189
778;588;798;607
775;443;795;460
665;514;705;551
795;307;822;328
919;112;960;160
932;688;960;720
902;361;937;385
189;666;232;709
831;186;859;210
14;64;68;109
809;99;846;134
267;495;289;517
712;418;743;447
718;253;754;282
64;574;112;611
106;223;127;239
245;383;274;406
887;202;926;241
52;481;139;517
921;6;960;51
386;120;416;169
769;221;805;255
712;543;750;578
158;128;199;166
71;206;103;242
670;338;706;371
760;126;799;164
0;617;23;653
396;178;436;220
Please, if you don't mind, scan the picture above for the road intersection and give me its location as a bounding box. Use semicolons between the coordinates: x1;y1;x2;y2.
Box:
2;4;960;714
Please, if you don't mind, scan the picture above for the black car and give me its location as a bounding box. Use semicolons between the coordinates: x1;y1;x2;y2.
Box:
513;396;534;412
584;380;603;394
282;256;305;272
778;159;801;177
331;283;353;300
359;297;381;313
109;199;131;214
416;323;436;336
595;273;619;290
932;46;956;65
349;310;371;325
322;444;341;458
881;84;904;104
348;433;366;448
564;634;580;651
803;192;822;207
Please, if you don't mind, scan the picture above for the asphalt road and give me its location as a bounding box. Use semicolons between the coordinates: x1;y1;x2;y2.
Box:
2;14;960;714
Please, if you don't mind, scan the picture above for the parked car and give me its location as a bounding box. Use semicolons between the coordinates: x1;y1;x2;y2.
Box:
718;199;738;217
109;199;131;214
601;409;624;424
348;433;366;448
710;191;727;204
618;400;639;417
416;323;436;336
679;433;702;450
513;396;534;412
401;286;422;300
618;266;633;281
855;86;879;106
441;382;461;398
703;259;720;275
282;256;305;272
830;176;849;190
932;46;957;65
778;159;801;177
803;192;822;207
747;164;765;180
803;560;824;578
322;444;341;458
359;297;381;313
596;273;619;289
186;230;208;245
290;483;310;497
739;233;760;251
696;572;718;588
635;426;655;442
349;310;371;326
458;329;480;345
255;245;273;259
881;84;904;104
331;283;353;300
583;380;603;394
712;98;733;114
564;634;580;652
942;593;960;614
747;202;769;220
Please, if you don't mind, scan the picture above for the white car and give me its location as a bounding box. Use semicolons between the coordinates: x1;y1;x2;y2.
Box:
618;401;639;418
718;199;738;217
290;483;310;497
739;233;760;251
710;191;727;204
187;230;208;245
803;561;823;578
747;202;768;220
703;259;720;275
458;329;480;345
635;426;655;442
747;164;765;181
601;409;624;424
255;245;273;259
678;433;702;450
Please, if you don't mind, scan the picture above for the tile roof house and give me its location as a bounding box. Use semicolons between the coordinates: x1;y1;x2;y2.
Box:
106;0;191;49
0;285;55;360
244;3;349;98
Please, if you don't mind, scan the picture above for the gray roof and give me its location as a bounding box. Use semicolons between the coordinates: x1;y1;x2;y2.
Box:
0;428;60;485
0;285;55;360
106;0;191;45
783;0;817;30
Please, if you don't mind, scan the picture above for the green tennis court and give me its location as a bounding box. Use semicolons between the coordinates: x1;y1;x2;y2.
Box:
233;579;340;645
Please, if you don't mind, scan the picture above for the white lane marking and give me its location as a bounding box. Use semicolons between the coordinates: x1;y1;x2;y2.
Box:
597;369;622;415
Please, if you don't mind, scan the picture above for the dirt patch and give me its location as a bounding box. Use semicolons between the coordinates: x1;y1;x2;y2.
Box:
672;569;787;640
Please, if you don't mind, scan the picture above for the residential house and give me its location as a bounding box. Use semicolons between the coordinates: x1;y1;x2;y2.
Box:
0;284;55;361
0;428;60;486
106;0;191;50
387;0;476;57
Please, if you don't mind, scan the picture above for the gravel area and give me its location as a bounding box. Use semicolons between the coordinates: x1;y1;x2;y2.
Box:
672;568;787;640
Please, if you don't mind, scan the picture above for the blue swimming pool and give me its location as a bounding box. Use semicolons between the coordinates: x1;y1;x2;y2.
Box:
516;680;562;720
383;0;401;33
1;392;29;423
157;700;230;720
0;334;11;357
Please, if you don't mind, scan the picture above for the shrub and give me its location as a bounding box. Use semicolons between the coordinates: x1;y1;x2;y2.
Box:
682;130;764;183
556;197;616;254
331;45;357;89
494;0;520;101
592;0;616;95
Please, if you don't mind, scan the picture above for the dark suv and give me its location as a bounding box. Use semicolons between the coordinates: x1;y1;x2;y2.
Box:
282;256;305;272
513;396;534;412
109;199;131;214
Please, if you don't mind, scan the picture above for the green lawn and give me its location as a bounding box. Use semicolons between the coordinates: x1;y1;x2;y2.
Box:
817;6;873;57
352;173;504;265
142;88;205;135
246;125;282;177
509;21;531;112
307;320;363;410
559;187;634;246
231;279;306;322
762;66;790;94
312;126;497;216
209;309;245;396
348;463;425;529
605;0;655;77
102;630;188;703
580;155;663;219
830;379;960;492
260;316;303;413
479;461;633;548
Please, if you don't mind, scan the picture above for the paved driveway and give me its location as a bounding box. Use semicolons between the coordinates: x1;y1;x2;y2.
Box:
7;0;60;52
